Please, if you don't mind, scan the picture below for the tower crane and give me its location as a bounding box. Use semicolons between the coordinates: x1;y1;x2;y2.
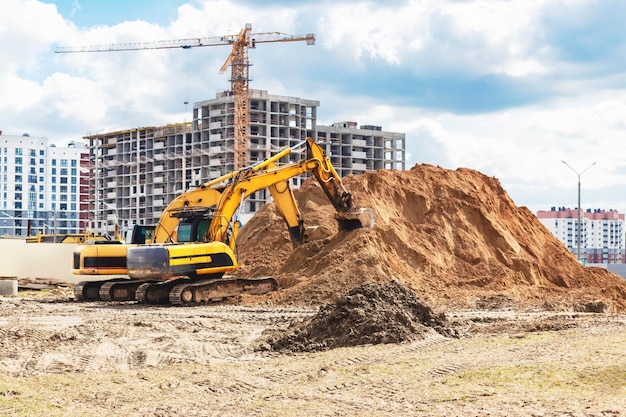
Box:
55;23;315;169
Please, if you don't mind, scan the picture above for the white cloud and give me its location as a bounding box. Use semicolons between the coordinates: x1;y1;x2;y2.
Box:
2;0;626;214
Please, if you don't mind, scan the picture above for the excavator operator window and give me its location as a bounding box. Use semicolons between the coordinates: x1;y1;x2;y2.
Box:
197;219;210;242
177;218;211;243
177;223;193;243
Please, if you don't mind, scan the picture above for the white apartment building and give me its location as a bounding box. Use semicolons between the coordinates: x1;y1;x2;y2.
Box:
84;90;406;235
0;132;89;236
537;207;624;264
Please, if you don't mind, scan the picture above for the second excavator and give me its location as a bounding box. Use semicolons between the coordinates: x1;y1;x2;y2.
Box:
72;137;373;305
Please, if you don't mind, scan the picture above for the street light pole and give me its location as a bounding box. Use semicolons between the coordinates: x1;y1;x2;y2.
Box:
562;161;596;262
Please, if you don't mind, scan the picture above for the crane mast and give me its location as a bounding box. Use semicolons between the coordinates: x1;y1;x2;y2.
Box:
55;23;315;169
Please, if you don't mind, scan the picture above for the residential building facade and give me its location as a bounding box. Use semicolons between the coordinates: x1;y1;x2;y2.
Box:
0;132;89;236
537;207;624;264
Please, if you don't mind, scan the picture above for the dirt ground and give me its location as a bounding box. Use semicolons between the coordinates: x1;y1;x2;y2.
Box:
1;290;625;417
2;164;626;416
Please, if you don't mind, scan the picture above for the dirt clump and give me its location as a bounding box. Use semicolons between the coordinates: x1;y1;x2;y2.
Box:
260;280;457;352
237;165;626;312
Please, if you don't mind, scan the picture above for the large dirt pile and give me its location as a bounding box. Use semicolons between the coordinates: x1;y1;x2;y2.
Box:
260;280;458;352
236;164;626;312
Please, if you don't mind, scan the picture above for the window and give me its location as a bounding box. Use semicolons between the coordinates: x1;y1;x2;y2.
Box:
15;157;22;165
15;148;23;156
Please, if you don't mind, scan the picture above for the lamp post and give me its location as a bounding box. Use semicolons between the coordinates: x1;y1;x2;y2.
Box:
562;161;596;262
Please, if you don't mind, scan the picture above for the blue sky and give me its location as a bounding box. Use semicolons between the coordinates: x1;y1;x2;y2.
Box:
2;0;626;216
51;0;183;27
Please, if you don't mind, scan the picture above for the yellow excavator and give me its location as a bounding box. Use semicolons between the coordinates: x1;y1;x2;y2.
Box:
72;137;373;305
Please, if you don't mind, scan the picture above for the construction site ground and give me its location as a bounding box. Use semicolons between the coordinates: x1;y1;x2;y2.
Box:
0;291;624;417
2;164;626;416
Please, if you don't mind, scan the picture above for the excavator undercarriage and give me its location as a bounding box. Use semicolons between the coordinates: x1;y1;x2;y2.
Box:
74;275;278;306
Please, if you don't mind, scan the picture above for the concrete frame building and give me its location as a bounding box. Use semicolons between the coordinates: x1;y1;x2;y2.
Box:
0;132;89;236
83;89;406;236
537;207;624;264
316;121;405;173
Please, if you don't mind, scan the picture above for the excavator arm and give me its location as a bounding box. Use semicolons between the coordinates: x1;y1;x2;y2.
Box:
208;137;372;244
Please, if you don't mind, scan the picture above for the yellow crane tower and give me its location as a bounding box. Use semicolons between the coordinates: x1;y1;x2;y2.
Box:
55;23;315;169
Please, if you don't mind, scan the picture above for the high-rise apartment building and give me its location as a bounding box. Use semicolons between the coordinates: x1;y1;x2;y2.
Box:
83;90;406;235
0;132;89;236
537;207;624;264
316;121;405;173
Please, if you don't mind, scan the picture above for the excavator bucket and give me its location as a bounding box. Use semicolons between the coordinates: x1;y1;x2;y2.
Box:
336;208;376;230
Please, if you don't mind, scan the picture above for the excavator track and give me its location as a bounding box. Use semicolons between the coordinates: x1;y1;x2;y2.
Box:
98;279;158;302
74;278;129;301
135;278;190;305
169;276;278;306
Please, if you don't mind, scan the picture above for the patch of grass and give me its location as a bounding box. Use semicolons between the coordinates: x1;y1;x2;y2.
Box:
443;363;626;399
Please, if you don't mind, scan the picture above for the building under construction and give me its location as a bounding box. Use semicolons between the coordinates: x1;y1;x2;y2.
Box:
84;89;405;236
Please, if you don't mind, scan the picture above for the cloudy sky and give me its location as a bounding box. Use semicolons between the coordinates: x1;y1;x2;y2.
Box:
2;0;626;215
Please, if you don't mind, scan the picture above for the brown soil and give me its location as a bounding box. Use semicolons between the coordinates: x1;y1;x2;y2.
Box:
236;164;626;313
260;280;459;352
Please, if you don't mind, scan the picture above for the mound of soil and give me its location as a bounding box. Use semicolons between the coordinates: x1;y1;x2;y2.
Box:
237;164;626;312
261;280;457;352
